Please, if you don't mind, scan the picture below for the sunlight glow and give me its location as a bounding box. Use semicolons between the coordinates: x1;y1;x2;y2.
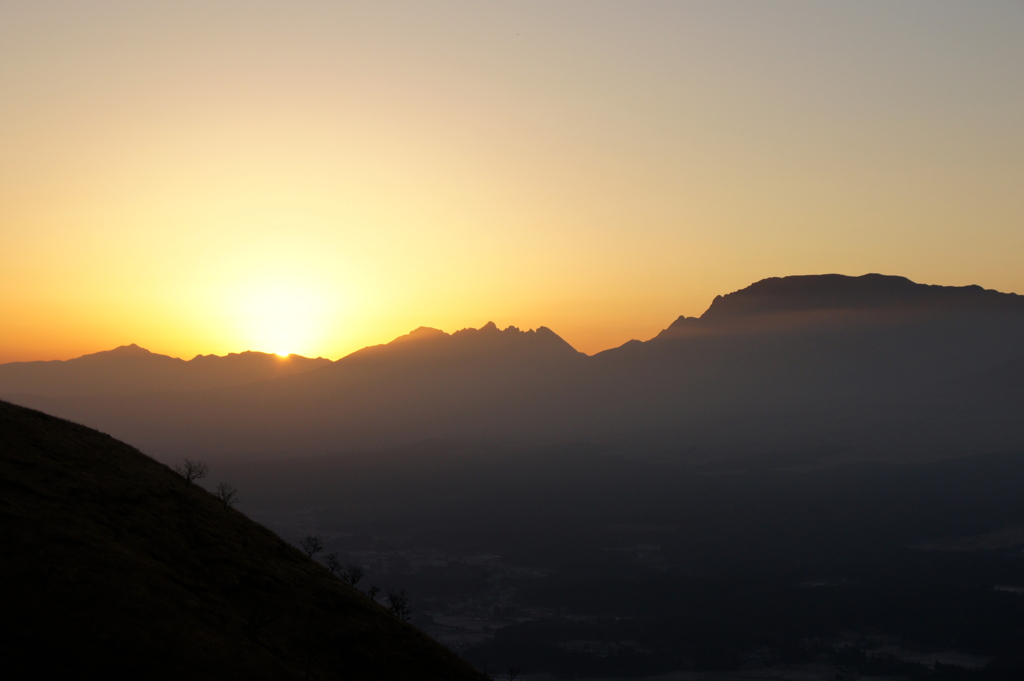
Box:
228;280;332;357
1;3;1021;363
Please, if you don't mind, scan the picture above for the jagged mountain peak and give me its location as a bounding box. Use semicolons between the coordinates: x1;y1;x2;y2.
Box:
447;322;581;356
344;321;583;365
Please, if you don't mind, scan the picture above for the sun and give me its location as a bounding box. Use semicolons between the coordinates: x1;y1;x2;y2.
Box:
229;280;328;357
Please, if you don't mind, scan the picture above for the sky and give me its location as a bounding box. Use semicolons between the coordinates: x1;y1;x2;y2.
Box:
2;1;1022;362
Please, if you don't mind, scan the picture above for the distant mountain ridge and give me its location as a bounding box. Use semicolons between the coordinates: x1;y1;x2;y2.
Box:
3;273;1023;467
0;345;331;396
701;273;1024;319
5;273;1018;388
342;321;584;366
653;274;1024;339
79;342;166;358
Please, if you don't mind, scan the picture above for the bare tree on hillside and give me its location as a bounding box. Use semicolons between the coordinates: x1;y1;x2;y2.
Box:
386;588;411;621
367;586;380;602
323;552;342;576
340;564;364;587
214;482;239;507
174;458;208;485
321;553;363;586
300;534;323;558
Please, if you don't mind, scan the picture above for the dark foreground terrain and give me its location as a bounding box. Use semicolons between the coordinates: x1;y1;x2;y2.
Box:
0;400;483;680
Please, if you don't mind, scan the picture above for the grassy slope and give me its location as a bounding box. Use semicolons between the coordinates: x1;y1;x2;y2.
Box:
0;400;483;680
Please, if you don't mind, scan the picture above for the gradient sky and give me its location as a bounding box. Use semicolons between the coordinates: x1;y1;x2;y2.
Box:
2;1;1022;362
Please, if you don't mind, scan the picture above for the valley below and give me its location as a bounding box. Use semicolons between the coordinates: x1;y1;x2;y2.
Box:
229;442;1024;679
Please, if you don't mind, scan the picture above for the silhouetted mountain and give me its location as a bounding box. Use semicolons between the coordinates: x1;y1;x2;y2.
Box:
701;273;1024;319
654;273;1024;339
343;322;584;364
3;275;1023;467
0;399;482;680
596;281;1001;466
0;345;330;396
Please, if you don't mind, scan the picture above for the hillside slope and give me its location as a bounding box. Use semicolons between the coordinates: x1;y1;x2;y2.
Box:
0;400;483;680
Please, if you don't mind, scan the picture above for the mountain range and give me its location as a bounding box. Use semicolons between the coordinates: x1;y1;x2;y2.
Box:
0;345;330;396
3;273;1023;467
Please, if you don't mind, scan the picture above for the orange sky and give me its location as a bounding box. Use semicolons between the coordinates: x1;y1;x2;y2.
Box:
2;2;1023;362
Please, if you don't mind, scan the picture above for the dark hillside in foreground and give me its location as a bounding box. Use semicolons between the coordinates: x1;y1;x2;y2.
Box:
0;400;482;680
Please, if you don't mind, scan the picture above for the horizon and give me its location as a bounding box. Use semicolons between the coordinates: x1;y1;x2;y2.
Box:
2;3;1022;363
5;270;1022;364
1;312;628;363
